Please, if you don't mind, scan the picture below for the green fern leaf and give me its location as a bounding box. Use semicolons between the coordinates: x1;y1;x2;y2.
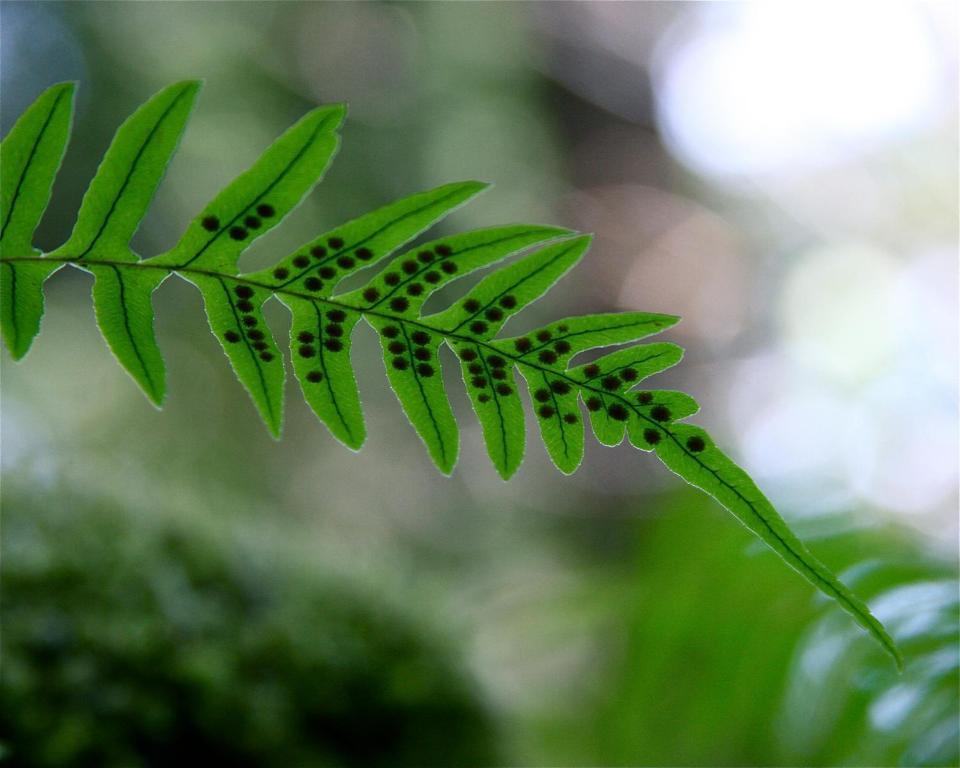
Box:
0;82;904;670
50;81;200;261
47;81;199;403
193;273;286;437
286;298;365;449
0;82;75;359
652;423;903;670
89;266;168;405
151;103;344;273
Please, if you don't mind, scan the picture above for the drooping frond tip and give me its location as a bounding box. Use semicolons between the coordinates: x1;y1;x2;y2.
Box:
0;81;903;669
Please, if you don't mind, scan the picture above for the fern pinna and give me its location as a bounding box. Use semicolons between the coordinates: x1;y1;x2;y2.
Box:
0;81;902;668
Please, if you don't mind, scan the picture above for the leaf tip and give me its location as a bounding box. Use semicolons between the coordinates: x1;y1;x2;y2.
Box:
52;81;78;97
496;464;519;482
435;453;458;477
172;79;204;98
317;102;347;129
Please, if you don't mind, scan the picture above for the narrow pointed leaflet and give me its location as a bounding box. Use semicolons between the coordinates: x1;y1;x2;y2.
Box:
0;82;75;359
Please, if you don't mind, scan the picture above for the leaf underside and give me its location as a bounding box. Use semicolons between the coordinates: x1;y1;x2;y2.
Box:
0;81;903;670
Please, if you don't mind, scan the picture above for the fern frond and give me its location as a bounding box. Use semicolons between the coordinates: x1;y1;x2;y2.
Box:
0;82;903;670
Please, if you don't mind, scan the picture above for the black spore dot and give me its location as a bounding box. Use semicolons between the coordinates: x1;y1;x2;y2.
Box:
470;321;488;335
411;331;430;345
586;397;602;412
337;256;355;269
304;277;323;292
499;295;517;309
515;338;532;353
435;244;453;256
563;413;578;424
440;261;457;274
417;250;434;263
298;331;314;343
601;375;621;390
256;203;275;217
538;405;555;419
319;266;336;280
471;376;487;389
491;369;506;380
236;300;254;313
468;363;483;375
273;267;289;280
311;245;327;259
686;436;706;453
306;371;324;383
293;255;309;268
536;330;552;342
392;357;408;370
390;297;409;312
355;247;373;261
582;365;601;379
229;226;247;240
324;339;343;352
362;287;380;302
496;383;512;396
382;325;399;338
414;347;430;361
224;330;241;343
608;403;629;421
417;363;434;377
253;341;268;351
384;272;400;286
298;345;315;358
202;215;219;231
388;341;405;355
242;316;257;327
234;285;253;299
534;389;550;402
424;271;441;284
459;349;477;361
651;405;671;422
538;350;558;364
557;324;569;332
259;351;274;362
248;329;264;341
326;310;346;322
464;299;481;313
637;391;653;405
487;355;505;368
485;308;503;322
644;428;661;445
402;260;418;274
406;283;424;296
621;368;638;382
550;381;570;395
478;394;490;403
554;340;571;354
325;324;343;337
328;236;344;249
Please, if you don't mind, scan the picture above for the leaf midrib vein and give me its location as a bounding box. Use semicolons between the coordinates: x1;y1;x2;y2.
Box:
75;85;193;259
1;87;70;243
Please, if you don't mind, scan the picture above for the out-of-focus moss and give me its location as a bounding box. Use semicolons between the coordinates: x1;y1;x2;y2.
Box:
0;483;498;767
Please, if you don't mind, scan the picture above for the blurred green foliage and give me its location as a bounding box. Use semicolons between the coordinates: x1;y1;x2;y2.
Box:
0;482;498;767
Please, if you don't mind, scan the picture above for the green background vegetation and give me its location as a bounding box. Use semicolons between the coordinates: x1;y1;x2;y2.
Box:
2;2;956;766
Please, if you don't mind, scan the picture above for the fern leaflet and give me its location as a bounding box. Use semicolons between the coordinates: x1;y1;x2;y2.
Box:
0;81;903;670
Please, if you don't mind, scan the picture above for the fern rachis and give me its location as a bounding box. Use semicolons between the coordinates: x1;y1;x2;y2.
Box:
0;80;903;669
